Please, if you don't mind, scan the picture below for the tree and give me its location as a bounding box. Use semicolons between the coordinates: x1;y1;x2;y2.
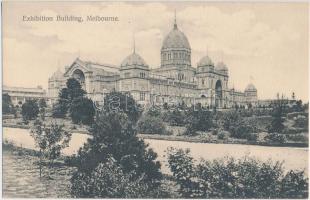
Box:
268;95;286;133
31;120;72;177
52;99;68;118
38;98;47;120
52;78;86;118
21;99;39;120
103;91;142;123
70;97;95;125
2;93;15;114
70;111;162;197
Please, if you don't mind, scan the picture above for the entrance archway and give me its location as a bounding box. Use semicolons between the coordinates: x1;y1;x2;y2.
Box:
215;80;222;108
72;69;85;89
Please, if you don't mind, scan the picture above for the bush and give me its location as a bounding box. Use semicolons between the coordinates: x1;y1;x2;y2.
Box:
217;130;229;140
137;115;170;135
286;134;308;142
293;115;308;129
264;133;286;144
185;109;213;132
163;109;186;126
246;132;258;141
70;111;162;198
167;148;308;198
71;158;150;198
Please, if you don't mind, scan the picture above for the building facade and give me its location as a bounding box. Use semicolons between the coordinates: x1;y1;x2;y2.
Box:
48;18;258;108
3;85;46;106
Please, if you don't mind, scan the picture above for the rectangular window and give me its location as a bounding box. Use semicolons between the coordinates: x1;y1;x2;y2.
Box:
140;92;145;101
124;72;130;78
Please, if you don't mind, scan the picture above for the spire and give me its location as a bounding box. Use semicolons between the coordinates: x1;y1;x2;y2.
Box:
174;9;177;29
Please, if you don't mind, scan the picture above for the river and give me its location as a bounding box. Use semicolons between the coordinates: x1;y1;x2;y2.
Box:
3;127;308;175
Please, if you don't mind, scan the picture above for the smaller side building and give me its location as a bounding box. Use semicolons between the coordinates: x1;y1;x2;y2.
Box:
3;85;47;106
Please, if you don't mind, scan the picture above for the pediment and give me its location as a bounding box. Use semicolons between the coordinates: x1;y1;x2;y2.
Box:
64;58;91;77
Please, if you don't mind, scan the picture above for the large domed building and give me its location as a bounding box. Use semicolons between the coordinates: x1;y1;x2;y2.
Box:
48;14;257;108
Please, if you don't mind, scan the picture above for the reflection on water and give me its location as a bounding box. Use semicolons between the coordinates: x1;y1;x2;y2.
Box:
3;127;308;175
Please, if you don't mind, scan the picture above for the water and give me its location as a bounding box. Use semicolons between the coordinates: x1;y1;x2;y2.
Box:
3;127;308;175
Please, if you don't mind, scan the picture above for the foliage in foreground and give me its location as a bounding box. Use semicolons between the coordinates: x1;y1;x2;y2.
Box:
167;148;308;199
70;111;162;198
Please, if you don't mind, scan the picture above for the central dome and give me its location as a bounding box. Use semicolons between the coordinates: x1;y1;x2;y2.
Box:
121;52;148;68
162;25;191;50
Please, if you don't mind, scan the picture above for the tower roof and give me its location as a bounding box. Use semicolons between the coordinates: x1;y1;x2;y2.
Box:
215;61;228;71
120;52;149;69
197;55;214;67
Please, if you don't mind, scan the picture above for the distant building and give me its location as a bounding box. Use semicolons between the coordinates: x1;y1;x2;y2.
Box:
48;15;258;108
3;85;46;106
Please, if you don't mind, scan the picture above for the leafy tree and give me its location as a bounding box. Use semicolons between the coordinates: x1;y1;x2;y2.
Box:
52;78;86;118
52;99;68;118
31;120;72;177
21;99;39;120
38;98;47;120
70;111;162;197
60;78;86;102
70;97;95;125
103;91;142;123
2;93;15;114
268;96;286;133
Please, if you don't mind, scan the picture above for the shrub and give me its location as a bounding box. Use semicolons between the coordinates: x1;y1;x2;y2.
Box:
186;109;213;132
217;130;229;140
167;148;308;198
163;109;186;126
286;134;308;142
293;115;308;129
70;111;162;198
264;133;286;144
246;132;258;141
137;115;170;135
71;158;150;198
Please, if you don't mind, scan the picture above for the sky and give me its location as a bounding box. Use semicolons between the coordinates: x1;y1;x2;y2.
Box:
3;2;309;101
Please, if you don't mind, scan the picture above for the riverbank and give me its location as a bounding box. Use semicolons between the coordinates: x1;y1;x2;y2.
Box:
4;123;308;148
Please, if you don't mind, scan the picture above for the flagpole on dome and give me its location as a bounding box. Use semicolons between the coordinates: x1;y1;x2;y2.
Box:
174;9;177;29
